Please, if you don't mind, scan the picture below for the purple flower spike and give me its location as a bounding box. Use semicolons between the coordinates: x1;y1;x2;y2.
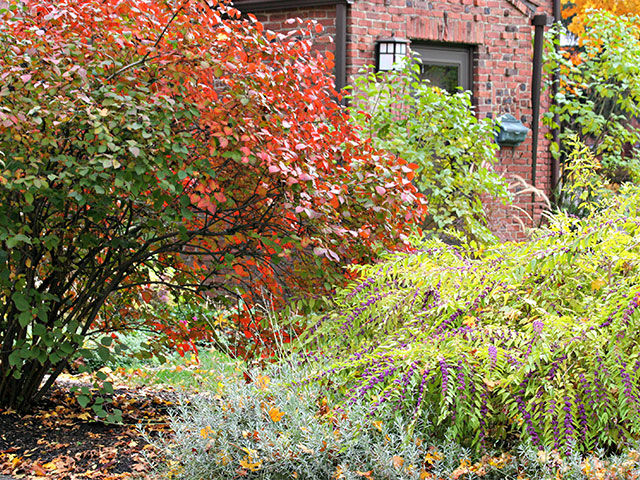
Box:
488;344;498;365
439;357;450;397
533;320;544;334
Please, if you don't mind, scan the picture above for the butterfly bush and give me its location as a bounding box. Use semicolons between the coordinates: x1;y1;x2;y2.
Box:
300;184;640;454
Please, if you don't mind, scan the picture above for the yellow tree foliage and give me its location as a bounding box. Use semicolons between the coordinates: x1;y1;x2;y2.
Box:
564;0;640;34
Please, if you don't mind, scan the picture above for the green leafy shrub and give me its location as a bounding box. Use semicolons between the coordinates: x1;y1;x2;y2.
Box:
348;61;509;243
300;184;640;454
545;11;640;190
555;137;614;217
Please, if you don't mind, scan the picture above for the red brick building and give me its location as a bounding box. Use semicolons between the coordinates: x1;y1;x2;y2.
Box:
234;0;561;240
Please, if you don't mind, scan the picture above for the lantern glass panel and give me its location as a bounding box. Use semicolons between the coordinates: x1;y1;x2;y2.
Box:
378;52;394;71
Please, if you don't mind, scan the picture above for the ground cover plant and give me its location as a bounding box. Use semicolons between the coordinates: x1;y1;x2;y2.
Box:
0;0;426;413
153;360;640;480
297;182;640;455
153;361;436;480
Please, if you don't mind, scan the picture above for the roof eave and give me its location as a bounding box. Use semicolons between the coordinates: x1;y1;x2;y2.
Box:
233;0;353;12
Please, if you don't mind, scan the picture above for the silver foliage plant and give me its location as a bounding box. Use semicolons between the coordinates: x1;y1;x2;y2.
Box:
148;361;433;480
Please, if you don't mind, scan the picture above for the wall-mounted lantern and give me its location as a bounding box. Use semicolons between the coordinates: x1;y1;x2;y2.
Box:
375;37;410;72
496;114;529;147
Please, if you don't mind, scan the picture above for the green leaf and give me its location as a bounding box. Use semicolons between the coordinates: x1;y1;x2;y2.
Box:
6;234;31;248
95;408;108;419
32;323;46;336
96;345;110;362
59;342;75;355
12;292;29;312
8;350;23;369
18;311;31;327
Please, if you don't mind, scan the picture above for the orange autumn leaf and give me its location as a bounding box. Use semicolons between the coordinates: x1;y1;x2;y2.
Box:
31;462;47;476
268;406;285;422
564;0;640;35
239;457;262;471
255;374;271;390
356;471;374;479
463;316;477;328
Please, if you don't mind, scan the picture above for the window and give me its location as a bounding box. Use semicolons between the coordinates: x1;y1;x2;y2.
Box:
411;44;472;93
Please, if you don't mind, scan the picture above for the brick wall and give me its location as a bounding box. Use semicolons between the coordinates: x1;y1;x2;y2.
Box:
236;0;554;241
244;6;337;57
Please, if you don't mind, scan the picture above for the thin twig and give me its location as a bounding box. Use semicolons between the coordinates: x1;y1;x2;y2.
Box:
106;5;185;81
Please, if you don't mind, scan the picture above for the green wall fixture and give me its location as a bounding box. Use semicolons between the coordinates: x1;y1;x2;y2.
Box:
496;114;529;147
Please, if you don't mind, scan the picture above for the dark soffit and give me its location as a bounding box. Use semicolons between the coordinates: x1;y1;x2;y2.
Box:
233;0;352;12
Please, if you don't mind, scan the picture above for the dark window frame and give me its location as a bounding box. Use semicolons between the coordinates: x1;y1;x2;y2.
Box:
411;43;473;93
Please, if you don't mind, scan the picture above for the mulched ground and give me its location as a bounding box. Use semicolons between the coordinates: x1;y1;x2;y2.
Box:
0;380;178;479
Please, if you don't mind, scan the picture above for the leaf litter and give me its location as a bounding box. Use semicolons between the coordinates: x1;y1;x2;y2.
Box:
0;375;178;479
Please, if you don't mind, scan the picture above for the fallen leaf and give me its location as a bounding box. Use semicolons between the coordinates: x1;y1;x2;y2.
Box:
483;378;499;391
356;470;373;479
31;462;47;476
299;445;314;455
255;374;270;390
239;457;262;471
591;278;606;291
268;406;285;422
463;316;477;328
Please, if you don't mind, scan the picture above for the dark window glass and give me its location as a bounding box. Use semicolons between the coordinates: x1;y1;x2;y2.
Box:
411;45;472;93
420;65;460;93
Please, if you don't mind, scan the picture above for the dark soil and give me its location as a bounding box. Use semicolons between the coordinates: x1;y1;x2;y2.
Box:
0;382;176;479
